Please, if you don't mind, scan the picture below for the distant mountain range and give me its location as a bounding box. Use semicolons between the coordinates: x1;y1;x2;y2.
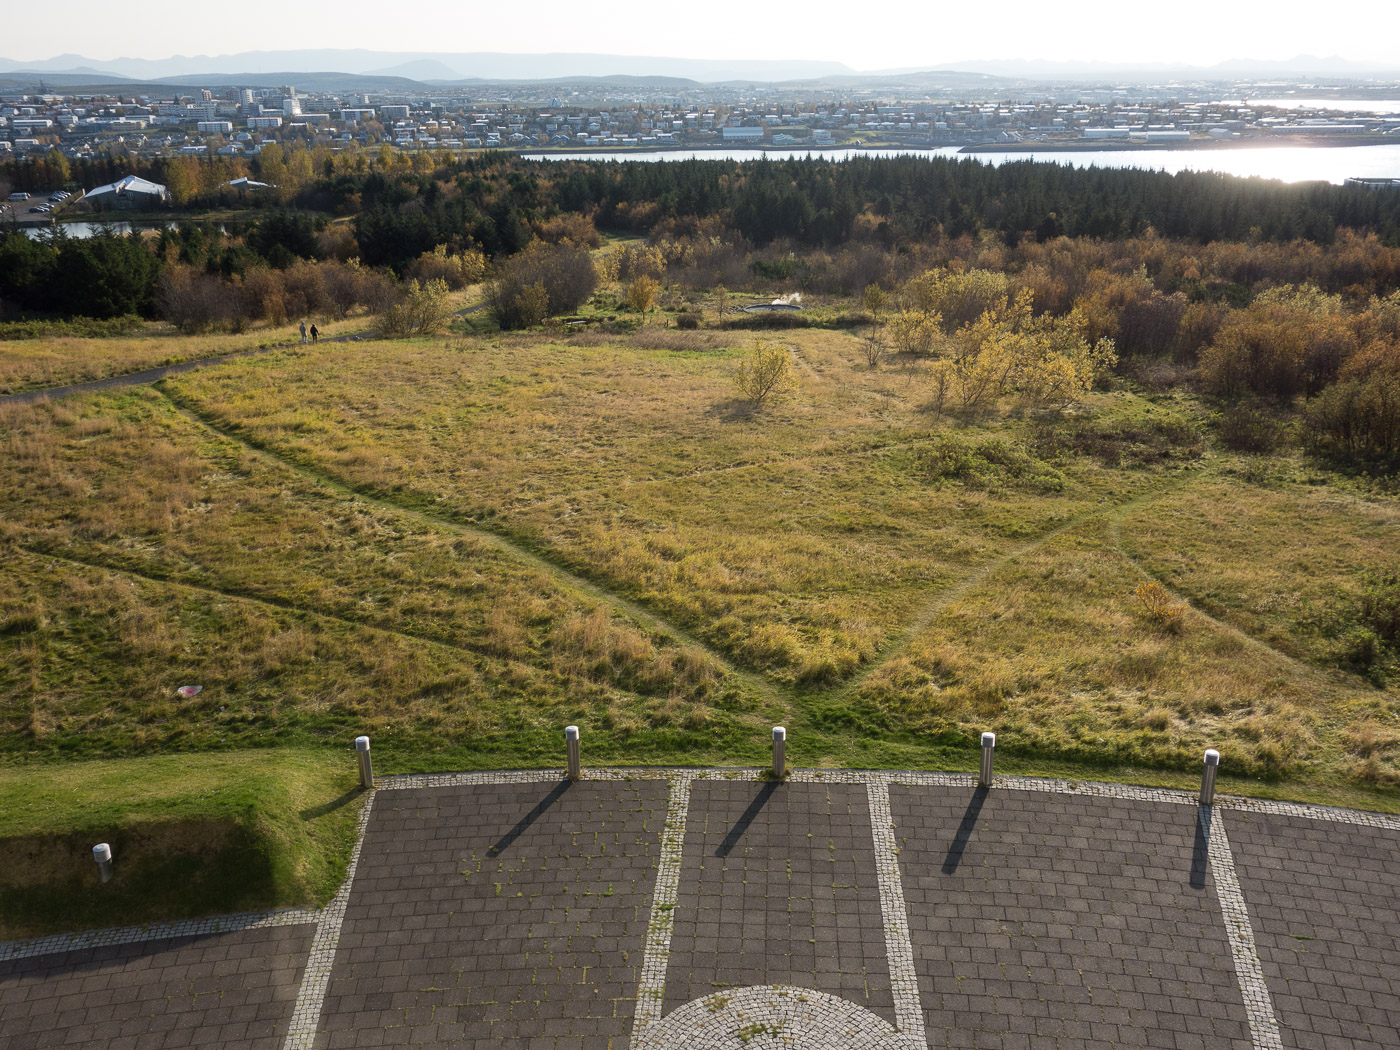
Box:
1;50;1397;90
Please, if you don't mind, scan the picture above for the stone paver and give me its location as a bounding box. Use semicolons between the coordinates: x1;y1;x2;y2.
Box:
0;925;313;1050
317;779;668;1049
1228;809;1400;1050
891;785;1254;1050
661;780;893;1023
6;770;1400;1050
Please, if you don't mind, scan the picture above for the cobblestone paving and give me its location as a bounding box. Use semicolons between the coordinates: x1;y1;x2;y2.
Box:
5;769;1400;1050
891;785;1255;1050
1227;810;1400;1050
661;780;894;1024
316;779;668;1050
0;925;313;1050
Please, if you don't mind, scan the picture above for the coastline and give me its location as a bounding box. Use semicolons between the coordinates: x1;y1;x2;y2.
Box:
519;135;1398;157
961;135;1398;153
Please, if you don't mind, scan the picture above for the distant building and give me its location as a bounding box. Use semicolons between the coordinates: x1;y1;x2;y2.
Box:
722;126;764;141
85;175;169;210
197;121;234;134
1345;177;1400;190
248;116;283;130
381;105;411;120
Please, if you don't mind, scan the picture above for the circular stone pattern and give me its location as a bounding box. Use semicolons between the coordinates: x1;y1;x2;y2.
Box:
632;984;917;1050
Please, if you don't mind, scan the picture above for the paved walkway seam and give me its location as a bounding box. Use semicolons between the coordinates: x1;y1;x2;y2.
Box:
0;906;318;963
630;773;694;1046
281;788;377;1050
1220;793;1400;832
378;768;1398;831
1202;806;1285;1050
866;775;928;1048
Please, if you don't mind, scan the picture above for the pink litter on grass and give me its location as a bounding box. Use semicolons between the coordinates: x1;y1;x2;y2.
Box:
177;685;203;698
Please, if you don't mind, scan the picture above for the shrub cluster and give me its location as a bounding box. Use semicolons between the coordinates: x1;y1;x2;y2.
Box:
487;244;598;330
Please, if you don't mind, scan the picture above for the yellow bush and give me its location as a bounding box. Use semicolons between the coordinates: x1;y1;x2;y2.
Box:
1134;581;1184;634
627;275;659;313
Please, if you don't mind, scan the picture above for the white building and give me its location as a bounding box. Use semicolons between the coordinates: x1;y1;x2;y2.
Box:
84;175;169;210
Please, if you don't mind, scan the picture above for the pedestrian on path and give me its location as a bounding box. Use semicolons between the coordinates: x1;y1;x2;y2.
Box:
310;324;319;344
299;320;307;344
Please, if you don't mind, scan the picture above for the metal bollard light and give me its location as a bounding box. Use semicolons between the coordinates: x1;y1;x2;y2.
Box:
355;735;374;789
979;732;996;788
1200;748;1220;806
93;843;113;883
772;726;786;779
566;725;581;780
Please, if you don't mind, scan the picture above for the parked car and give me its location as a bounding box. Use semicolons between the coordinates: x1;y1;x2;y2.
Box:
8;192;30;201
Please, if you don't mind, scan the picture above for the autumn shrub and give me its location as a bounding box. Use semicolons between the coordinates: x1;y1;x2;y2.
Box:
885;309;940;355
1134;581;1184;634
1303;368;1400;467
626;275;659;313
406;245;486;290
617;243;667;281
1198;309;1308;399
322;261;397;318
943;291;1117;410
315;223;359;262
733;340;793;407
530;212;602;248
903;267;1010;330
155;265;242;332
488;244;598;329
1075;267;1157;345
378;278;454;337
280;260;330;319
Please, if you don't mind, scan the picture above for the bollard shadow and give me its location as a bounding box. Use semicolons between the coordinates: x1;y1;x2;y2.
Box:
487;779;573;856
715;780;779;857
1190;804;1212;889
941;786;989;875
299;788;363;821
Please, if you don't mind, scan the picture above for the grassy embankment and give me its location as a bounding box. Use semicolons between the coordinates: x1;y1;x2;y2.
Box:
0;750;361;940
2;322;1397;933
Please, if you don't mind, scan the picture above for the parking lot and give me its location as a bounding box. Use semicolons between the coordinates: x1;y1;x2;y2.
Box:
1;188;76;225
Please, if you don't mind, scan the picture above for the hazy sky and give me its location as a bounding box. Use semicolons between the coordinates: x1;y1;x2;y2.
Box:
7;0;1399;70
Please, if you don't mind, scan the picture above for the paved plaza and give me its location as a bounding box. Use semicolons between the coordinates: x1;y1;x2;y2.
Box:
3;769;1399;1050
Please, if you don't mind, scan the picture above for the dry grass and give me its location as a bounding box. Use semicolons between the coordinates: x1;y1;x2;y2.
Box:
163;332;1136;684
1;326;1397;799
0;389;747;763
0;325;325;394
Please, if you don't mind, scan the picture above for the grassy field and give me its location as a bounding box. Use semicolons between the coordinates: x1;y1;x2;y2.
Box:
0;325;308;395
2;322;1399;932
